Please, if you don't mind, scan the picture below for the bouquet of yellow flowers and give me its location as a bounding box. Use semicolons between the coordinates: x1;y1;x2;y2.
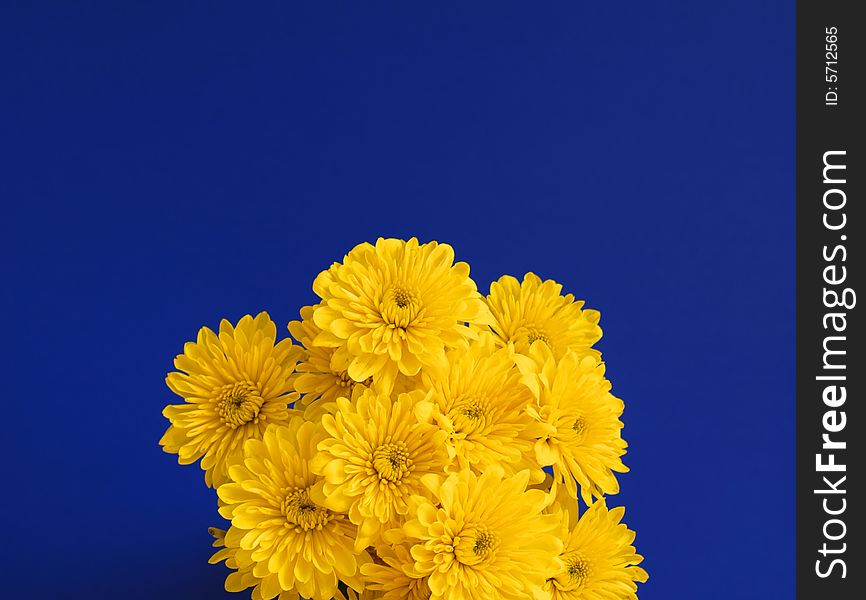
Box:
160;237;647;600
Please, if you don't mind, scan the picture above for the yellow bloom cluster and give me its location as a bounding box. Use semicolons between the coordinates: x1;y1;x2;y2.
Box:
161;237;647;600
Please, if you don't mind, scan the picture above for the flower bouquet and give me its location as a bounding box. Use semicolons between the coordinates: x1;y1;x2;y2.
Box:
161;237;647;599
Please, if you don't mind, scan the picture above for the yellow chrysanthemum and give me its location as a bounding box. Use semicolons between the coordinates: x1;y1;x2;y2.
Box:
310;388;448;551
311;237;493;393
402;468;563;600
361;543;432;599
544;499;647;599
217;419;369;600
516;343;628;504
486;273;602;361
416;333;541;478
210;527;370;600
289;304;372;418
209;527;302;600
288;305;422;420
160;312;302;487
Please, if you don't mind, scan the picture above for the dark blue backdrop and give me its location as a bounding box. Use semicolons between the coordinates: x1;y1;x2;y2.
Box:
1;2;794;598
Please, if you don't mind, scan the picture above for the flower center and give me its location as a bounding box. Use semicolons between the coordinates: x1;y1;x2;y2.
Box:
372;442;413;482
337;371;373;389
572;416;587;436
381;285;419;328
449;396;488;434
462;401;485;420
216;381;264;428
393;287;412;308
565;553;591;585
281;487;333;531
454;525;499;566
526;327;551;347
473;531;495;555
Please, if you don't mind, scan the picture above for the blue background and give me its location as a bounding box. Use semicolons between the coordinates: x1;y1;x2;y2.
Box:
1;2;794;598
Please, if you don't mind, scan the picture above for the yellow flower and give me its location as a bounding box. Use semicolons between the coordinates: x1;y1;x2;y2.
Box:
516;343;628;504
544;499;647;599
217;419;368;600
210;526;371;600
403;468;563;600
361;543;432;599
160;312;302;487
311;237;493;393
486;273;602;361
208;527;301;600
416;333;541;478
289;304;372;418
310;388;448;551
